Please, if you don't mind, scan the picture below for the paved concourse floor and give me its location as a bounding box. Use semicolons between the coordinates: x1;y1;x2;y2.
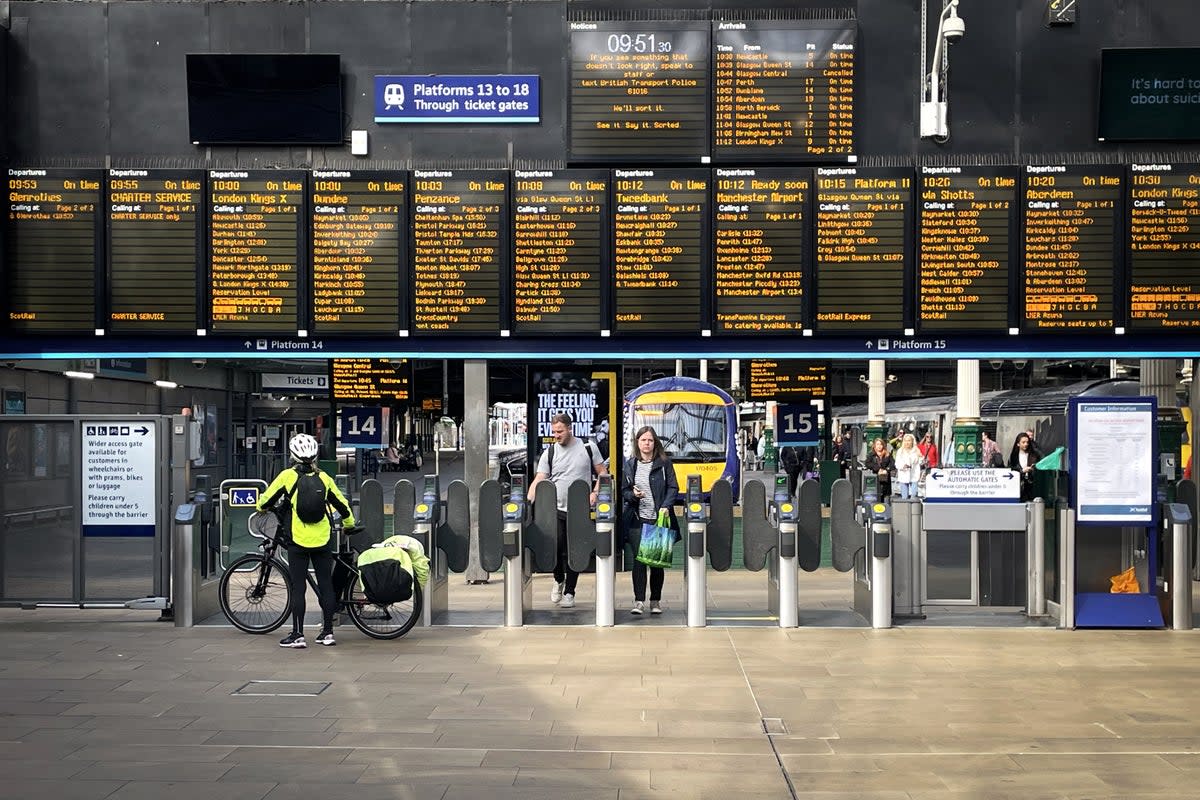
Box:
5;575;1200;800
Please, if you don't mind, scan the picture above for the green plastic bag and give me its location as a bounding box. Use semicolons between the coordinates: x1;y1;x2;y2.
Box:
1035;446;1065;471
636;510;674;569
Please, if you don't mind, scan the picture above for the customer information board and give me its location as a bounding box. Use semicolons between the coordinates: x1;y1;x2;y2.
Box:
512;169;609;334
713;167;809;333
208;170;305;333
311;170;406;335
330;358;411;403
107;169;203;333
6;168;103;332
1021;165;1122;332
1127;163;1200;331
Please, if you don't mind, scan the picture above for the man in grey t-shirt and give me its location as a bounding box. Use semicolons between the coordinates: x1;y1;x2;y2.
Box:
528;413;606;608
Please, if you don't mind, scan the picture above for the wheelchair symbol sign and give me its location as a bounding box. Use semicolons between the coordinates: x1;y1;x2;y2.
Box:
229;488;259;507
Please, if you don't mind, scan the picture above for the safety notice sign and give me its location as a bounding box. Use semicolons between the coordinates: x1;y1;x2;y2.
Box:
82;421;157;537
923;468;1021;502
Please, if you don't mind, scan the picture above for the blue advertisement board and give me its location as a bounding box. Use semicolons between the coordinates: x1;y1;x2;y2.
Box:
375;75;540;123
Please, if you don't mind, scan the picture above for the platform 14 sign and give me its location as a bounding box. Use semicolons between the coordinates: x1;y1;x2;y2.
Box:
339;406;387;448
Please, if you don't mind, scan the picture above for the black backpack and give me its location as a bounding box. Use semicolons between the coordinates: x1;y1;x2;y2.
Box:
289;469;329;524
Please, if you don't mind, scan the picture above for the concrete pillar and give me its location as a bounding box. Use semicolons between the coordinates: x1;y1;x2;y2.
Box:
463;359;490;582
1140;359;1178;408
675;359;683;377
730;359;741;392
952;359;981;466
865;360;887;446
699;359;708;383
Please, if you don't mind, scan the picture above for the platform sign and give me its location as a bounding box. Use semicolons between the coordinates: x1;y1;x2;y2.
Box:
1070;397;1156;524
923;468;1020;502
374;75;540;123
81;421;157;537
774;402;820;447
339;406;387;448
228;487;259;507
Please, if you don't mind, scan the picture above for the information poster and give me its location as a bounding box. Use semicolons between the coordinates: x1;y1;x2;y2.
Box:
6;168;103;332
512;169;608;334
713;20;855;159
1071;397;1155;524
1021;165;1122;332
713;168;809;334
568;20;710;161
107;169;203;333
311;170;406;334
208;170;305;333
1128;163;1200;331
81;421;157;537
411;170;507;333
613;169;708;333
918;166;1017;332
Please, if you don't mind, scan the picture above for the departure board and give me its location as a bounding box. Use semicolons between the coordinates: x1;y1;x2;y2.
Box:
747;360;829;401
613;169;709;333
208;170;305;333
411;170;507;333
330;359;411;403
814;167;913;332
513;169;609;334
1128;163;1200;331
5;168;103;332
1021;165;1122;331
568;20;710;161
918;166;1017;332
107;169;203;333
713;167;809;333
311;170;406;335
713;20;855;160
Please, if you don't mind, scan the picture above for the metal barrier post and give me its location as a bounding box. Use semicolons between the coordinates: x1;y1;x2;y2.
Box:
1059;507;1075;629
1167;503;1194;631
1029;498;1046;617
594;477;616;628
502;476;532;628
172;504;197;627
869;503;893;629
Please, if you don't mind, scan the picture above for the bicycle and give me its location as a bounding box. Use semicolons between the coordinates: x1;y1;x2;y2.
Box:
218;508;422;640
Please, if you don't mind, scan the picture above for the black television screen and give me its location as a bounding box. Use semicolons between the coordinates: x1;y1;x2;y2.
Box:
187;54;343;145
1098;47;1200;142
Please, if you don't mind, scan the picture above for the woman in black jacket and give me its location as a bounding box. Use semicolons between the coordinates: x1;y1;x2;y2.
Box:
863;437;895;498
621;425;679;615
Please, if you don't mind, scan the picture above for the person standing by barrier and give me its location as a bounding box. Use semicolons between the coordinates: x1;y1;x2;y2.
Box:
864;437;895;498
620;426;679;615
917;431;940;470
528;413;606;609
893;433;923;499
1008;432;1042;501
258;433;356;649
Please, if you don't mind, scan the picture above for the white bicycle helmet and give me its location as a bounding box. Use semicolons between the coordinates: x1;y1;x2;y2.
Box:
289;433;319;462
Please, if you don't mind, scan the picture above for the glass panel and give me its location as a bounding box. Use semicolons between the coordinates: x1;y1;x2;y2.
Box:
2;421;76;600
83;537;153;600
926;530;972;601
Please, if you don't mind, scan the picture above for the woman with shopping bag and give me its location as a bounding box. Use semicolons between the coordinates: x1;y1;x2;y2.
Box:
621;426;679;615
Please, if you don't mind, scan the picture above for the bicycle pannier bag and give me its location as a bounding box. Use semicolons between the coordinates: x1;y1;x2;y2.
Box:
357;545;415;604
292;470;328;525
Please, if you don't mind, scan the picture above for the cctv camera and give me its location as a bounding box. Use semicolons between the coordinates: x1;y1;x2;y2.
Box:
192;358;207;369
942;16;965;41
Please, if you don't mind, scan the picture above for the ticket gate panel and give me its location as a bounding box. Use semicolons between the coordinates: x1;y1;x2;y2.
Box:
478;479;505;573
440;480;471;574
707;478;734;572
741;479;773;572
566;479;597;573
529;482;560;573
357;479;386;547
1178;479;1199;578
797;478;823;572
830;478;858;573
392;479;416;538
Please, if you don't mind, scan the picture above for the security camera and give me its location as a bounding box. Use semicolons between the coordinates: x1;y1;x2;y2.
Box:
942;15;965;41
192;358;207;369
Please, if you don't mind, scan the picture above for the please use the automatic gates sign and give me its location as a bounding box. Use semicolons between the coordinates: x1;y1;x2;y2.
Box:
924;468;1021;502
375;75;541;123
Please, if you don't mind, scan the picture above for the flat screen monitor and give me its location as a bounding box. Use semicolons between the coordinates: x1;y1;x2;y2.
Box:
187;53;343;145
1098;47;1200;142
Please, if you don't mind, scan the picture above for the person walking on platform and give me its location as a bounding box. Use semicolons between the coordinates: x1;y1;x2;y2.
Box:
864;437;895;499
528;413;606;609
981;431;1005;467
780;445;802;497
893;433;923;499
1008;432;1042;501
621;426;679;615
257;433;355;649
917;431;939;470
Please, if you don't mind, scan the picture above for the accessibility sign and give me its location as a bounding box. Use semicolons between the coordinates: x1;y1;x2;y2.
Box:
81;420;157;536
229;487;259;507
923;468;1021;502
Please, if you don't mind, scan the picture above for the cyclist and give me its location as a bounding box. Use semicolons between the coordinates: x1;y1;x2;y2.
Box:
257;432;355;649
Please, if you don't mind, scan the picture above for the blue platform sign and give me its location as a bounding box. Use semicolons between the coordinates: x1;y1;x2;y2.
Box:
339;407;386;448
229;488;259;507
374;75;540;123
774;403;821;447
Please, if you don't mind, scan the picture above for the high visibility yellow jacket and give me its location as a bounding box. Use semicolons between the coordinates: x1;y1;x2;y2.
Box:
257;464;355;548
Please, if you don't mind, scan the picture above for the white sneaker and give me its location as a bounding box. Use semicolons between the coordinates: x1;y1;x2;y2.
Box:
650;601;663;615
550;582;564;603
559;593;575;608
631;601;645;615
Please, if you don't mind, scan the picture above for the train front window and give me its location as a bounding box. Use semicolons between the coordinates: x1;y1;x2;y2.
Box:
629;403;727;462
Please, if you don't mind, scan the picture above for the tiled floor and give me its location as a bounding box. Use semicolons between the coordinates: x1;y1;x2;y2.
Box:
3;573;1200;800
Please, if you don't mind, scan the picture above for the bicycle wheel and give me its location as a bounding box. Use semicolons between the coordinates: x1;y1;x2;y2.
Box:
219;554;292;634
346;580;422;640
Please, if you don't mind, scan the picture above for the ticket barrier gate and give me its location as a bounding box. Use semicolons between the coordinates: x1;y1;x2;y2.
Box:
737;474;821;628
830;477;867;621
501;475;533;627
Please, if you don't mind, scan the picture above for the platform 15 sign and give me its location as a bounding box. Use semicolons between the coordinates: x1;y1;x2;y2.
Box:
774;402;820;447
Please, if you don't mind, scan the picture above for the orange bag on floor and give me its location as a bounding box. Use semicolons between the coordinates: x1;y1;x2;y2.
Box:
1109;566;1141;594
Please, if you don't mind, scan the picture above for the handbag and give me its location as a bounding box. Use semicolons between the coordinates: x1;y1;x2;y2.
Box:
636;509;675;569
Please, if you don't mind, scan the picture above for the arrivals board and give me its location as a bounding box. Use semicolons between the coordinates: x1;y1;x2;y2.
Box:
747;360;829;401
5;168;103;332
568;20;710;161
512;169;609;334
1127;163;1200;331
713;20;855;160
330;358;411;403
311;170;406;335
713;167;809;333
613;169;709;333
918;166;1017;332
208;170;305;333
411;170;507;334
107;169;203;333
1021;165;1122;331
814;167;913;333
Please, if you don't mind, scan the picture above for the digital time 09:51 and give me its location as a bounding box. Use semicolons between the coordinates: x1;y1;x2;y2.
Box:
607;33;672;53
